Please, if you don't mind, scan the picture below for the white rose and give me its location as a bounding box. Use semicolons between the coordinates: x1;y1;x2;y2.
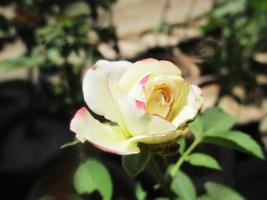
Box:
70;58;203;155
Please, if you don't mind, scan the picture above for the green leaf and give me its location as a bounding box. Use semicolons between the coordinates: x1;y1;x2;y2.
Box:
187;153;221;170
212;0;246;18
203;107;237;134
64;2;90;17
37;25;64;43
135;182;147;200
204;182;245;200
171;170;196;200
74;159;112;200
60;139;79;149
249;0;267;11
204;131;264;159
189;116;204;139
197;195;214;200
0;56;44;73
122;149;151;176
47;48;62;64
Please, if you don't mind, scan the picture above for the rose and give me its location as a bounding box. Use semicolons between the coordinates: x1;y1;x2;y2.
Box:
70;58;203;155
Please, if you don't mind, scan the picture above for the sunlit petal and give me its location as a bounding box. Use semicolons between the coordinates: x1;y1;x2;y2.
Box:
172;85;203;128
70;107;140;155
129;130;184;144
83;60;133;123
119;59;181;92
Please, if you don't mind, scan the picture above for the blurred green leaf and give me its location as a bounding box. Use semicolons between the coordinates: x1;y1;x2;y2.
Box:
24;0;34;6
47;48;62;64
74;159;112;200
197;195;214;200
64;2;90;17
204;182;245;200
204;131;264;159
135;182;147;200
249;0;267;11
122;149;151;176
203;107;237;134
0;56;44;73
212;0;246;18
171;170;196;200
37;25;64;44
187;153;221;170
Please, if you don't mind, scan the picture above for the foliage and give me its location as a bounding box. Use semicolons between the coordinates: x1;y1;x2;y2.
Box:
202;181;245;200
122;147;151;177
186;153;221;170
60;107;263;199
192;107;264;159
73;159;113;200
123;107;263;199
171;170;197;200
201;0;267;103
135;182;147;200
0;0;118;110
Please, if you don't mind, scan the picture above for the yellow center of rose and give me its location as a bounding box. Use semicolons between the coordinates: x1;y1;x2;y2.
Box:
146;83;173;118
145;76;189;120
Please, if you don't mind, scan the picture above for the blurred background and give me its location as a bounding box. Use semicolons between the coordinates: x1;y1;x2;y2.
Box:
0;0;267;199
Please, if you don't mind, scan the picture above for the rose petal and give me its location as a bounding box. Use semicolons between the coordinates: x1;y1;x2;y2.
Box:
128;130;184;144
135;100;145;110
128;74;149;103
83;60;133;123
70;107;140;155
119;59;181;92
172;85;203;128
119;95;176;136
147;115;176;134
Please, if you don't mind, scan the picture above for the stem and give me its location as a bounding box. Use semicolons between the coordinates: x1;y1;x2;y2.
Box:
148;155;173;199
170;138;201;177
77;143;87;163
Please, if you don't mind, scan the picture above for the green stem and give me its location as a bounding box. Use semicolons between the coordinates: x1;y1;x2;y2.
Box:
170;138;201;177
148;155;173;199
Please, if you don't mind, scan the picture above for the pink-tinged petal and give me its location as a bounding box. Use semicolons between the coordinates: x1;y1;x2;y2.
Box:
128;73;149;102
171;84;203;128
139;58;158;63
70;107;140;155
135;100;145;110
83;60;133;123
191;84;202;96
75;107;87;118
118;94;176;136
91;143;122;155
139;74;149;87
119;95;150;135
119;58;181;92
